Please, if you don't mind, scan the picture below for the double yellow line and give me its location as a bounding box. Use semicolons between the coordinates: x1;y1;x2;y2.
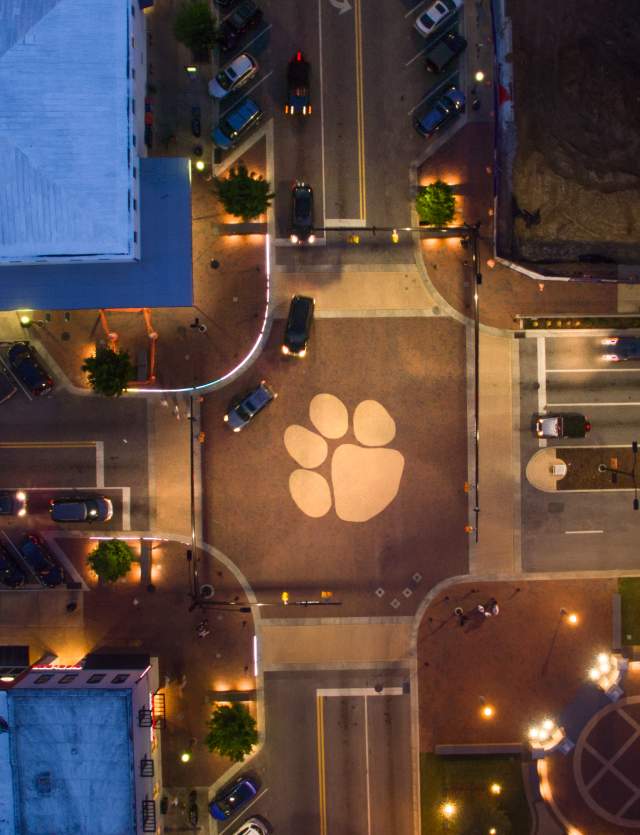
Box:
354;0;366;221
316;695;327;835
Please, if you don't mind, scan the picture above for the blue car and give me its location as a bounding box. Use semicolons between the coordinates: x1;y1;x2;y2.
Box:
224;381;276;432
414;86;465;137
212;98;263;150
8;342;53;396
209;776;258;820
602;336;640;362
19;534;64;587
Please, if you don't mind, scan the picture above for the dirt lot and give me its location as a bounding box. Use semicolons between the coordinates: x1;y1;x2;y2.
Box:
507;0;640;265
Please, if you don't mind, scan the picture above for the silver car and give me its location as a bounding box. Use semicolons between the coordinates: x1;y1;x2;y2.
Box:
209;53;258;99
231;818;269;835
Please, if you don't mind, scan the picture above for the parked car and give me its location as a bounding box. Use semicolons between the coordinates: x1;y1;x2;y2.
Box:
7;342;53;396
290;182;315;243
0;490;27;517
209;776;258;820
19;534;64;587
212;97;263;150
425;29;467;72
224;382;276;432
602;336;640;362
0;542;26;588
282;295;314;357
285;51;311;115
49;496;113;523
415;0;462;37
414;86;465;137
0;367;17;404
209;53;258;99
218;0;263;52
231;818;269;835
535;413;591;439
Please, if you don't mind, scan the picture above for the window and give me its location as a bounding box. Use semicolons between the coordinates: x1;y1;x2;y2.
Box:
87;674;105;684
59;674;78;684
112;674;129;684
35;674;53;684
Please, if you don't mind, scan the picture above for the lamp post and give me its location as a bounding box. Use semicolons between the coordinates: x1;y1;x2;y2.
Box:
598;441;639;510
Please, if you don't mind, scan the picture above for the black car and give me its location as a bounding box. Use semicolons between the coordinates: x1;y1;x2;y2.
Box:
285;51;311;115
0;490;27;517
19;534;64;587
0;543;26;589
424;29;467;73
7;342;53;396
290;182;314;244
218;0;263;52
50;496;114;523
282;296;314;357
602;336;640;362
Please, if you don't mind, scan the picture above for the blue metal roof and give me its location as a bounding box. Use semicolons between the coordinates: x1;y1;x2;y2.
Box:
0;157;193;311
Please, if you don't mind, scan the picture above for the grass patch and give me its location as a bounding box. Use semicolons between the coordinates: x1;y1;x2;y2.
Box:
420;753;531;834
619;577;640;644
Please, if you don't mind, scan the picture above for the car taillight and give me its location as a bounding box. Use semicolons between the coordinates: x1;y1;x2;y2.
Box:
602;337;618;345
603;354;619;362
296;51;302;61
585;422;591;432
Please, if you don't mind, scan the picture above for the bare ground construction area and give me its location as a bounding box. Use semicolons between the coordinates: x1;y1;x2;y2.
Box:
505;0;640;271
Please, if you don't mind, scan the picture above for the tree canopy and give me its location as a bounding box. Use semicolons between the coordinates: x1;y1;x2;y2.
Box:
174;1;218;53
415;180;456;226
87;539;133;583
213;164;275;221
205;703;258;762
82;346;134;397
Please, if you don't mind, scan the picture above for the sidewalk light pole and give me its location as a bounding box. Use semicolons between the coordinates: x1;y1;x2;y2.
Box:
598;441;640;510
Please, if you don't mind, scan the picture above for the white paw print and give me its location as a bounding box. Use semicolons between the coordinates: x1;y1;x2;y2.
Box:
284;394;405;522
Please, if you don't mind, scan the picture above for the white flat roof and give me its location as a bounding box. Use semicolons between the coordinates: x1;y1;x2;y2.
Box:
0;0;134;262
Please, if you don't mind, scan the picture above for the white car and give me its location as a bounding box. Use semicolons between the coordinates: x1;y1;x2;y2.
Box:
415;0;462;37
231;818;269;835
209;53;258;99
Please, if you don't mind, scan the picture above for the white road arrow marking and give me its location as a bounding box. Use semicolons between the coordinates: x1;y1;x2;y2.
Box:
330;0;352;14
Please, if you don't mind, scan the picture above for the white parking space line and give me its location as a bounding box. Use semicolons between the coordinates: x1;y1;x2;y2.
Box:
317;687;404;697
121;487;131;531
219;70;274;118
228;23;273;58
565;530;604;535
405;0;426;18
323;218;367;227
318;0;327;227
364;696;372;835
537;337;547;413
547;401;640;407
407;73;457;115
217;788;269;835
95;441;104;488
547;367;640;373
405;46;428;68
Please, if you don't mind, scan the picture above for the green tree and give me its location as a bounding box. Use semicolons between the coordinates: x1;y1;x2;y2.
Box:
82;347;134;397
174;0;218;54
87;540;133;583
416;180;456;226
205;703;258;762
213;164;275;221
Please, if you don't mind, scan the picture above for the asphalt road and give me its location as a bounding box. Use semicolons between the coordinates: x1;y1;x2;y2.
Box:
519;335;640;571
0;390;150;531
237;668;413;835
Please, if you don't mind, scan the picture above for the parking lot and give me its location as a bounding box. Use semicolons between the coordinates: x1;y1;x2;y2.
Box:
210;0;470;241
519;333;640;572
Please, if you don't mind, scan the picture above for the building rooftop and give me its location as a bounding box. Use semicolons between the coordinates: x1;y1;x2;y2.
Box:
4;688;135;835
0;0;134;263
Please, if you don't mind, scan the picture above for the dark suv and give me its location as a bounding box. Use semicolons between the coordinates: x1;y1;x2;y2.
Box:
290;182;314;243
7;342;53;396
218;0;263;52
282;296;314;357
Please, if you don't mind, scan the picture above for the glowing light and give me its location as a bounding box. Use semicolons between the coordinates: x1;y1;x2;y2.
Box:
567;612;579;625
19;314;31;325
15;491;26;502
542;719;554;731
490;783;502;795
489;829;497;835
589;667;599;681
0;675;15;683
528;726;539;740
180;751;191;763
195;160;205;172
481;705;495;719
475;70;485;82
391;229;400;244
441;801;457;820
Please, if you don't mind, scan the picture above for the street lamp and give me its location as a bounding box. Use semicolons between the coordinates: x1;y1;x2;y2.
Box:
597;441;639;509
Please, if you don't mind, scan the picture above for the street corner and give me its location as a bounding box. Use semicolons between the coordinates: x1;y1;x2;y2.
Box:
417;579;617;752
200;315;470;616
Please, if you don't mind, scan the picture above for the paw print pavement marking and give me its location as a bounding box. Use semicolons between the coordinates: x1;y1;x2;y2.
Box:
284;394;405;522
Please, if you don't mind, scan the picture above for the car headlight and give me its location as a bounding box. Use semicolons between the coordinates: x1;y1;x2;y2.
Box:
308;234;316;244
603;354;619;362
290;234;299;244
223;415;229;422
233;427;241;433
17;508;27;517
281;345;290;355
298;348;307;358
15;491;26;502
602;337;618;345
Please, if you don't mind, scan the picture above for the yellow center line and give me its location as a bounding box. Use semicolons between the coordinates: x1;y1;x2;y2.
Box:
316;694;327;835
0;441;97;448
354;0;366;221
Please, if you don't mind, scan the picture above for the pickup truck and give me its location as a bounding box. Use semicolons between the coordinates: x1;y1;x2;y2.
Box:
425;29;467;73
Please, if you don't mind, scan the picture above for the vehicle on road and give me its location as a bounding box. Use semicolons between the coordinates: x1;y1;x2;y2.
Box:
0;367;17;404
7;342;53;396
209;53;258;99
0;490;27;517
425;29;467;73
50;496;114;523
19;534;64;587
415;0;462;38
230;818;269;835
212;97;263;150
535;413;591;439
218;0;263;53
290;182;315;243
209;776;258;820
414;86;465;137
285;51;311;115
224;382;276;432
602;336;640;362
0;543;26;588
282;295;314;357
